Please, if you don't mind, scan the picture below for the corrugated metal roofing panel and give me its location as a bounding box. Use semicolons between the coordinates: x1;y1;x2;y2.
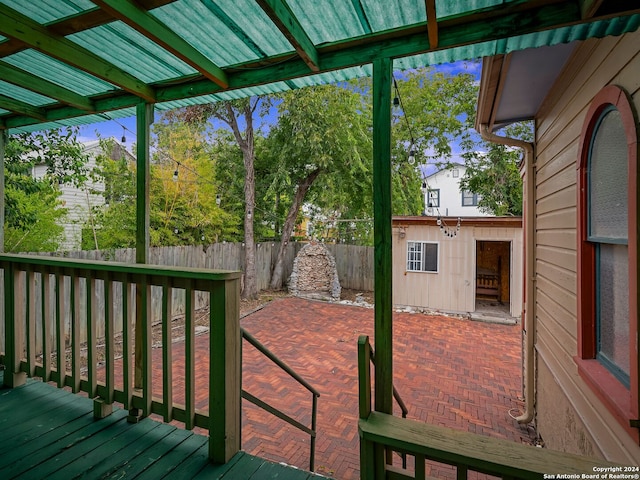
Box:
361;0;426;32
0;80;55;106
152;0;293;64
287;0;369;44
68;23;197;84
3;50;118;96
0;0;95;24
397;13;640;69
289;66;374;89
9;107;136;134
435;0;505;19
0;1;638;133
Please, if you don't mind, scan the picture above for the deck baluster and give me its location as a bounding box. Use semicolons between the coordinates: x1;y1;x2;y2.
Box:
87;276;97;398
70;275;81;393
42;273;52;382
122;280;133;410
185;282;196;430
55;272;65;389
162;283;173;423
26;269;36;377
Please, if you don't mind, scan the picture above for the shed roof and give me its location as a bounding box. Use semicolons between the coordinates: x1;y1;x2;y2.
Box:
1;1;639;133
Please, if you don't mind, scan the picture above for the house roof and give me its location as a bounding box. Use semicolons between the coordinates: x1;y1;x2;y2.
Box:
474;4;640;133
393;216;522;228
0;1;639;134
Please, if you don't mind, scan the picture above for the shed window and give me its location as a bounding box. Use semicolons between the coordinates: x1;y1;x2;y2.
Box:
576;85;638;440
407;241;438;273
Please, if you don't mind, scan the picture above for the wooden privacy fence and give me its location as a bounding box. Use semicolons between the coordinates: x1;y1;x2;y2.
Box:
0;253;241;463
3;242;373;345
52;242;374;292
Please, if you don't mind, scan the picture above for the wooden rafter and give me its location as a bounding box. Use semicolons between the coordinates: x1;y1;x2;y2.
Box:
579;0;605;19
425;0;438;49
255;0;320;72
0;0;178;58
2;1;640;130
0;61;94;112
92;0;229;89
0;4;155;103
0;95;46;121
350;0;372;35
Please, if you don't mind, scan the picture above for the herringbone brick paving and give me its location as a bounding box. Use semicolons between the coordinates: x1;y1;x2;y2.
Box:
110;296;534;479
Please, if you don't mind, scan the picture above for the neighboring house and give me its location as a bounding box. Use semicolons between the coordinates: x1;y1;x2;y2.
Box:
392;216;523;318
422;163;486;217
32;139;131;251
477;29;640;464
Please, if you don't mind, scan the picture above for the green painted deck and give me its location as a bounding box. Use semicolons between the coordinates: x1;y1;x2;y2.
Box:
0;372;327;479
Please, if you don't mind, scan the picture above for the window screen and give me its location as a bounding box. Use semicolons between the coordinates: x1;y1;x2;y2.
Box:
589;109;628;242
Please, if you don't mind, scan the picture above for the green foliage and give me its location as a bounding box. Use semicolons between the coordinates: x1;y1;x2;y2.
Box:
4;128;89;252
263;83;373;244
391;67;480;216
83;123;240;250
460;122;533;216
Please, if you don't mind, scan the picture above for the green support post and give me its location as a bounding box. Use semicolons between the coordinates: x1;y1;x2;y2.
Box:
131;102;153;420
0;130;5;254
372;58;393;415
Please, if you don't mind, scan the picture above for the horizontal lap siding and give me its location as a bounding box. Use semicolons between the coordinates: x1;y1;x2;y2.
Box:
533;30;640;463
392;225;523;315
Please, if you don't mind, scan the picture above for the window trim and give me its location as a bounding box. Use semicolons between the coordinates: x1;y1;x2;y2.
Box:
406;240;439;273
427;188;440;208
461;191;479;207
576;85;639;440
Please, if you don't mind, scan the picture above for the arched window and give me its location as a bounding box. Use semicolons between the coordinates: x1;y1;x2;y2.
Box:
576;85;639;440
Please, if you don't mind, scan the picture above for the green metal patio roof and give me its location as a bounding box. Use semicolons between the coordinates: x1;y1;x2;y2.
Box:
0;0;639;133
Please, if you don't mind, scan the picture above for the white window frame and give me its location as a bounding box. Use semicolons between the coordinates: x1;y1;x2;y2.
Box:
427;189;440;208
406;241;439;273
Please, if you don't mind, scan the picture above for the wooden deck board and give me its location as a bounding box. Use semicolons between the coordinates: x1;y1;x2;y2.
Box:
0;374;328;479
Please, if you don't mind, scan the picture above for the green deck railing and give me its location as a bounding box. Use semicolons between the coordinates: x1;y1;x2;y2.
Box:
357;335;623;480
0;253;241;464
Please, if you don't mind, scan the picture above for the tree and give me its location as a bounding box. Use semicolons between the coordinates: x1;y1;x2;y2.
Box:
83;125;238;250
4;128;89;252
174;99;273;300
391;67;480;215
459;122;533;216
264;83;372;289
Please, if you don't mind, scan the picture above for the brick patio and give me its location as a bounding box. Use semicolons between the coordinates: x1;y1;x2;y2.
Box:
131;296;533;479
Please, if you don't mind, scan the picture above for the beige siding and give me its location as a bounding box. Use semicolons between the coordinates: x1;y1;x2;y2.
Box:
533;29;640;463
392;223;523;316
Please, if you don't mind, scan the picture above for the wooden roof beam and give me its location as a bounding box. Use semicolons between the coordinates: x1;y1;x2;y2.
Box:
0;95;46;121
0;61;94;112
579;0;605;19
425;0;438;49
0;4;155;103
256;0;320;72
92;0;229;89
0;0;178;58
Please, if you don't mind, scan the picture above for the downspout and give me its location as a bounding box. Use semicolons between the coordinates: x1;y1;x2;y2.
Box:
479;124;535;424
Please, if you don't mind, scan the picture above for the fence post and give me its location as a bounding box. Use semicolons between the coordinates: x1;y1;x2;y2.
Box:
209;276;241;463
3;261;26;387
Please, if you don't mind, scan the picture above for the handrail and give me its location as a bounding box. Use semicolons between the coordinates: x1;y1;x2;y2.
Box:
241;327;320;472
358;335;623;478
369;347;408;419
0;253;242;464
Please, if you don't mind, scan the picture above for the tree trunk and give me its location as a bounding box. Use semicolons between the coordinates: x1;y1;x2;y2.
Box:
269;168;321;290
225;102;259;300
